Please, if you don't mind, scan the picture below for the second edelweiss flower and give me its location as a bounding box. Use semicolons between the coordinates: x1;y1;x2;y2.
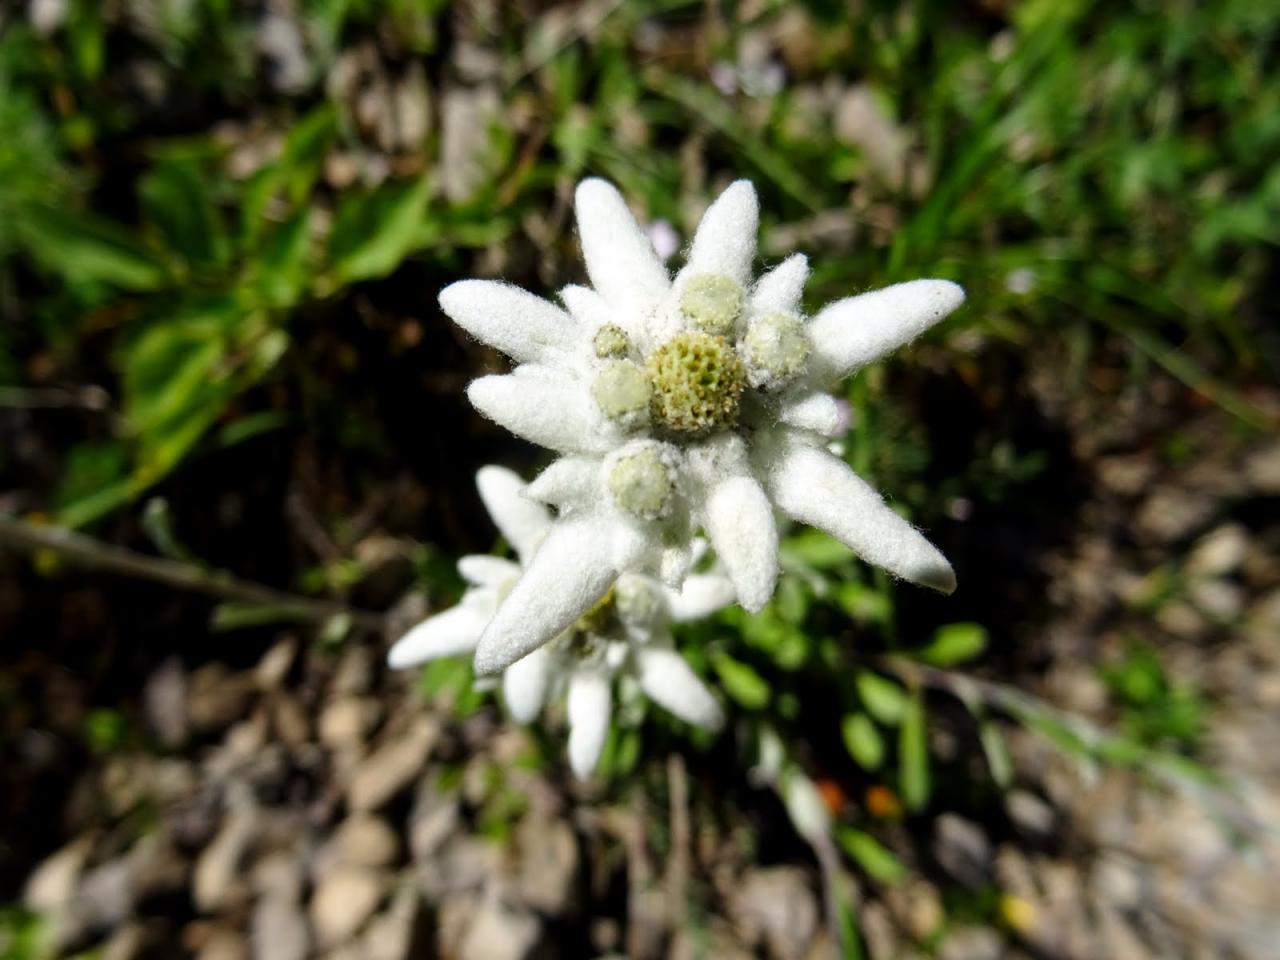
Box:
388;466;732;778
443;178;964;674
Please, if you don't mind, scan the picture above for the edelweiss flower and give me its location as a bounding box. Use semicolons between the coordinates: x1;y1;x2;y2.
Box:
442;179;963;674
387;466;733;777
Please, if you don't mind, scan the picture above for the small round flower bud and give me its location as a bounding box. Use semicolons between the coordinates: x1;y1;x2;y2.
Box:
646;331;745;436
592;360;650;423
743;312;810;388
679;274;743;336
616;575;662;630
593;323;630;358
608;445;675;519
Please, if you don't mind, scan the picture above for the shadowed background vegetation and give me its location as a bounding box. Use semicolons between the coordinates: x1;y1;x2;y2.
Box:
1;1;1277;958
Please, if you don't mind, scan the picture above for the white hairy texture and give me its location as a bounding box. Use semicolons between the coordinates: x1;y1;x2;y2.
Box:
435;178;963;650
475;465;552;561
703;474;778;612
636;646;724;729
778;393;844;437
456;554;520;589
467;368;608;456
503;645;553;723
806;279;965;384
558;284;613;329
567;668;612;778
766;436;956;594
439;280;578;364
525;456;598;509
386;603;489;668
751;253;809;316
472;512;631;675
576;179;670;319
659;542;697;588
387;465;734;780
678;180;759;287
666;573;738;622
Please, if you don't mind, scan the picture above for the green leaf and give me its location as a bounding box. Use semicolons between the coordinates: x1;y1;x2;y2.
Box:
842;712;885;770
916;622;988;666
836;827;906;885
18;205;167;291
140;160;227;268
418;655;472;700
245;208;313;307
835;582;891;624
110;302;289;516
329;177;431;284
856;670;907;725
598;725;641;782
979;719;1014;789
781;529;855;570
899;691;930;812
711;652;770;709
211;602;317;630
241;106;336;243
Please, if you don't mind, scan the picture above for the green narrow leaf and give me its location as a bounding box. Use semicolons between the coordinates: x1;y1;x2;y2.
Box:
18;205;166;291
916;622;989;666
710;652;771;709
329;177;431;284
979;719;1014;789
855;670;907;725
842;712;885;770
210;602;316;630
247;208;313;307
140;160;228;267
781;530;854;570
836;827;907;885
899;691;930;812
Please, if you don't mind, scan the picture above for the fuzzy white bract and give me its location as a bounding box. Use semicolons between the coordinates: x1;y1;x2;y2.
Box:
387;466;733;778
442;178;963;675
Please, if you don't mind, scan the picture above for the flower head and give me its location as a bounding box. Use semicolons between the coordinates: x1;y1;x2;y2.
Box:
388;466;732;777
442;179;963;675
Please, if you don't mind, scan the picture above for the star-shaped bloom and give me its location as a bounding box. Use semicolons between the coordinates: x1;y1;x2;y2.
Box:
387;466;732;777
442;178;963;674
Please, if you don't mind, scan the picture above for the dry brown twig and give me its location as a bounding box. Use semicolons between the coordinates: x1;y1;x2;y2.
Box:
0;514;385;632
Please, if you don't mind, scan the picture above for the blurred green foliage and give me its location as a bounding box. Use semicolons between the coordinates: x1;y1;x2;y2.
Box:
1100;641;1206;752
0;0;1270;939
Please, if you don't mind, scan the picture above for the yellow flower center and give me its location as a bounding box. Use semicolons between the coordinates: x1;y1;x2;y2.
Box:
645;331;745;436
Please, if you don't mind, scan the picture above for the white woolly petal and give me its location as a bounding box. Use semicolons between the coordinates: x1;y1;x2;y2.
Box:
567;668;612;779
636;647;724;730
472;513;632;675
575;179;669;315
666;574;737;622
439;280;578;364
525;456;599;510
779;393;844;437
476;465;554;561
807;279;965;383
387;604;489;668
680;180;759;286
751;253;809;315
467;369;607;456
766;437;956;593
705;474;778;612
457;554;520;588
659;542;696;589
559;284;613;329
503;645;554;723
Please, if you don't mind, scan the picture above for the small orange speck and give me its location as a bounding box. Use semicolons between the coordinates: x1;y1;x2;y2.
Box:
815;777;846;815
865;784;903;819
